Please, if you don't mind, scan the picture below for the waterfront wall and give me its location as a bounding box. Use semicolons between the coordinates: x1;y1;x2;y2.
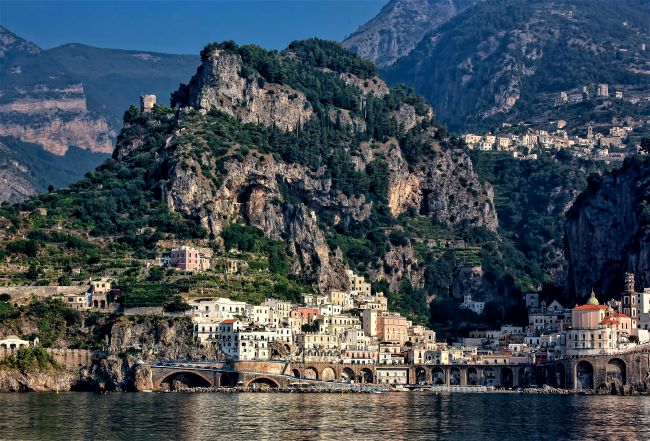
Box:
0;348;94;369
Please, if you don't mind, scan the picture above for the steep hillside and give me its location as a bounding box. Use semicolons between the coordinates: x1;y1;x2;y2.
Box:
382;0;650;130
342;0;477;67
0;26;197;201
1;40;520;327
565;156;650;299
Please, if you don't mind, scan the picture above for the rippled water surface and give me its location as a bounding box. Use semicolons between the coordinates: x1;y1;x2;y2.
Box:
1;392;649;440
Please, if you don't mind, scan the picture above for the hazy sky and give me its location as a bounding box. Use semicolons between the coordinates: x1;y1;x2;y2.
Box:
1;0;387;54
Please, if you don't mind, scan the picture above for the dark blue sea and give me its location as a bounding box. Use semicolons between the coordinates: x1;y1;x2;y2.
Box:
0;392;648;440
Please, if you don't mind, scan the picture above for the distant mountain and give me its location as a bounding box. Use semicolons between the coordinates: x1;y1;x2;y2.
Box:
0;26;198;201
342;0;477;67
381;0;650;130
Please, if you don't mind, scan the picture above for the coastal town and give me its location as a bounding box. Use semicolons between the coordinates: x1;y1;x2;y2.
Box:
2;243;650;391
462;83;650;162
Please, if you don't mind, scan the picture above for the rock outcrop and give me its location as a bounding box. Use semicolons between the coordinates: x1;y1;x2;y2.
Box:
186;48;312;131
342;0;476;67
157;43;497;291
565;157;650;298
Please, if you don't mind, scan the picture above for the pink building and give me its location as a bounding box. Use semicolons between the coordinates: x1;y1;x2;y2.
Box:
294;307;319;323
170;246;210;272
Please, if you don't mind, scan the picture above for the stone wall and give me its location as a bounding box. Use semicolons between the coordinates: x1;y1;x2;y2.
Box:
0;285;86;305
0;348;93;369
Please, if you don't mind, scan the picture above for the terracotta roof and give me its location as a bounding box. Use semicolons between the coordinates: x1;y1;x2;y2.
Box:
574;304;608;311
611;312;631;318
599;317;619;325
221;319;237;324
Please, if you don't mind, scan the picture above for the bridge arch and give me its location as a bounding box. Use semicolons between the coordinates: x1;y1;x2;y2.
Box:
359;368;373;384
291;368;301;378
157;370;213;390
340;367;355;382
518;366;534;388
449;367;461;385
555;363;566;388
467;367;478;385
303;367;319;380
606;358;626;393
321;367;336;382
246;377;280;389
432;367;445;385
415;367;427;384
576;360;594;391
500;367;514;389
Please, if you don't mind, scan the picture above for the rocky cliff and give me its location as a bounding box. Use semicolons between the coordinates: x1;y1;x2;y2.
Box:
0;26;197;202
342;0;477;67
565;156;650;299
149;40;497;292
0;314;215;392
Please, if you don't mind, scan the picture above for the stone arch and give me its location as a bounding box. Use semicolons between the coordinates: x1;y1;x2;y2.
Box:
341;367;355;382
291;368;301;378
606;358;626;393
247;377;280;389
304;367;318;380
484;367;496;386
449;367;461;385
158;371;212;390
576;360;594;391
501;367;514;388
467;367;478;385
432;367;445;385
518;367;534;388
415;367;427;384
359;368;373;384
554;364;566;388
321;367;336;382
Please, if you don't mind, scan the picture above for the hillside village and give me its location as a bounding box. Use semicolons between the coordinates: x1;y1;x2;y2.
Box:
3;235;650;387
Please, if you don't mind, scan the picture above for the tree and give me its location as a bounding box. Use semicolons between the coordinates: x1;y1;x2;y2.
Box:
25;264;40;280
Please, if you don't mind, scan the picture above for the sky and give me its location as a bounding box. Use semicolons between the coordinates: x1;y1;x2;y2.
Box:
0;0;388;54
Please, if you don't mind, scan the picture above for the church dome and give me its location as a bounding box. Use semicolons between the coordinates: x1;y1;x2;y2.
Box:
586;289;600;305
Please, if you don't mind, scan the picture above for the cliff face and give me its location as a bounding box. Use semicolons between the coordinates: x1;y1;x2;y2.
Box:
342;0;477;67
0;315;214;392
145;42;495;292
0;26;197;202
0;85;114;156
186;49;312;131
565;157;650;298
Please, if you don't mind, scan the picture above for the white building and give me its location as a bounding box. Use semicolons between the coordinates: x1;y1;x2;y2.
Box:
460;294;485;315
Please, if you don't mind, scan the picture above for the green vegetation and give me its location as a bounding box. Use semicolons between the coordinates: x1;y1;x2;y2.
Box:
470;150;607;291
222;224;291;275
1;346;61;373
383;0;650;129
26;298;83;347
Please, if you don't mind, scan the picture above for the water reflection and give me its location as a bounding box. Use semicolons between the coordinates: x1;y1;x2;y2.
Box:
0;392;648;440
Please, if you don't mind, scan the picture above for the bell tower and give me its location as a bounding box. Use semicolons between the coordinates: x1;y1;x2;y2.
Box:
622;272;638;328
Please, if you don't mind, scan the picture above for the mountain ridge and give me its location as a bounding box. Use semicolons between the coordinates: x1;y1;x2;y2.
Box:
0;26;198;202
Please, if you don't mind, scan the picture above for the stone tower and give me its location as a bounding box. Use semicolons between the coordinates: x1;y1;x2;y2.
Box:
622;272;638;328
140;94;157;113
597;84;609;97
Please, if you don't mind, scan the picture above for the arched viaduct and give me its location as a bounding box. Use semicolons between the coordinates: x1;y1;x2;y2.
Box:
551;350;650;393
147;348;650;392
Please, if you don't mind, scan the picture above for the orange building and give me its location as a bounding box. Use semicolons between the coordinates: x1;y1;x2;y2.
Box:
377;313;407;345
